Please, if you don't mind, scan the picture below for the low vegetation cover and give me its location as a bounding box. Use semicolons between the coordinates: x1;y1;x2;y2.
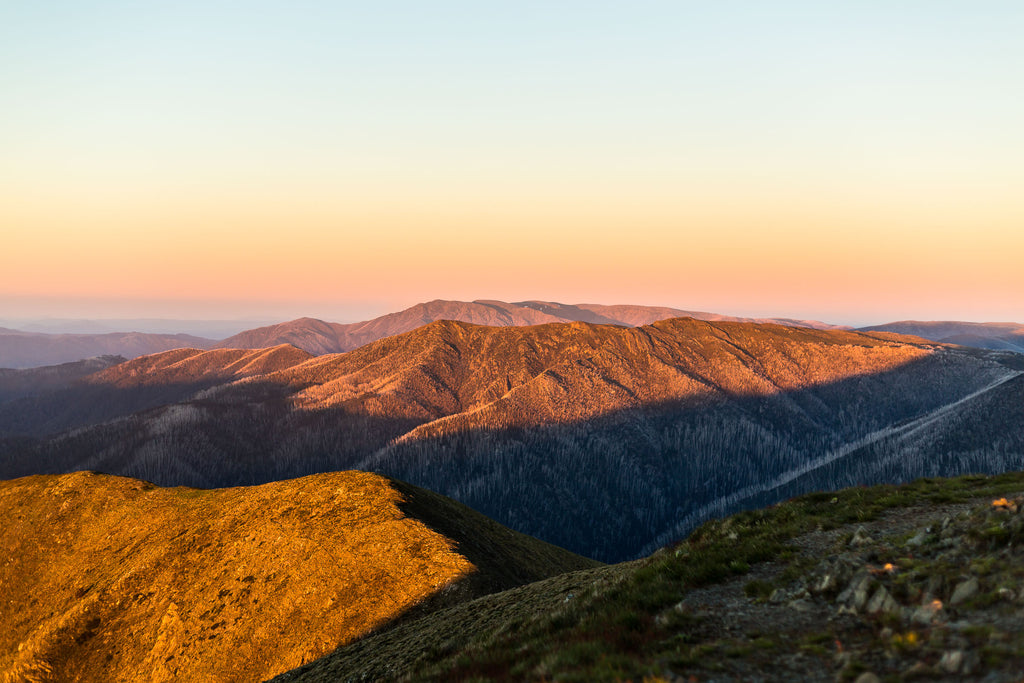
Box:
0;470;595;682
278;472;1024;682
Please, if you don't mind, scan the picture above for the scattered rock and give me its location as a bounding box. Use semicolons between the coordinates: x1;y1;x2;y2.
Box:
910;601;943;626
865;585;899;615
937;649;964;674
787;598;814;613
849;527;873;547
949;577;980;606
836;573;873;611
853;673;881;683
904;530;928;547
900;661;934;679
814;572;838;594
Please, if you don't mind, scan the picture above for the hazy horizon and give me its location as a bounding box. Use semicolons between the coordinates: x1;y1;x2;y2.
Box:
1;295;1022;335
4;3;1022;327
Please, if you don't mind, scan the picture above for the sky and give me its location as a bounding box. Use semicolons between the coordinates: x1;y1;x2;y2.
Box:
2;1;1022;326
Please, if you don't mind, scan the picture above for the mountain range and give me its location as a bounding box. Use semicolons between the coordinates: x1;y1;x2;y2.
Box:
3;299;1019;370
3;316;1020;561
212;299;844;355
3;301;1024;681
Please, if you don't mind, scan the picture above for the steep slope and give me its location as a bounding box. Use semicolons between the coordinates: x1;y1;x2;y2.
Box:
0;331;215;369
275;472;1024;683
756;365;1024;505
0;470;597;683
214;299;842;353
861;320;1024;353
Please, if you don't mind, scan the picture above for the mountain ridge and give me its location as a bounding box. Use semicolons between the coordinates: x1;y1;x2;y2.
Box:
859;320;1024;354
0;470;597;682
214;299;846;355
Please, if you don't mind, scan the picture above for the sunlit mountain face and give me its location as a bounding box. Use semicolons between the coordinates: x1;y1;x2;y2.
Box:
211;299;845;355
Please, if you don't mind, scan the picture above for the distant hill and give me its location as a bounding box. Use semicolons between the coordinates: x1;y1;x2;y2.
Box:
860;320;1024;353
5;317;1020;561
214;299;844;354
0;346;310;439
0;318;275;338
0;470;597;682
0;355;125;403
0;330;215;369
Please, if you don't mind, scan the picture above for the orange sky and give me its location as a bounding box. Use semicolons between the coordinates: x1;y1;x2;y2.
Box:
3;3;1022;325
5;173;1021;324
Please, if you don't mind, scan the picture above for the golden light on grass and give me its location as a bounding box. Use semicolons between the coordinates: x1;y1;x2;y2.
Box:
0;470;595;682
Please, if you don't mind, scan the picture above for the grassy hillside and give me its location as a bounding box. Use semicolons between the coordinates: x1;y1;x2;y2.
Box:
0;471;597;682
277;472;1024;682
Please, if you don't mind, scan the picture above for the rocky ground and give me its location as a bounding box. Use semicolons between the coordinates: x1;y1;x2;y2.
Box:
664;494;1024;681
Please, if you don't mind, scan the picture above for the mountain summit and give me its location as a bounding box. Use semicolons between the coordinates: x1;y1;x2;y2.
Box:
214;300;843;354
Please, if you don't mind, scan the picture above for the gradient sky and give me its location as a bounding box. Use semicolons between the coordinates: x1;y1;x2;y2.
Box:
3;2;1022;325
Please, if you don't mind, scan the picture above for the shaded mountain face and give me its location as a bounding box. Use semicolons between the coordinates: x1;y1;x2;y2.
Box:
860;320;1024;353
2;318;1020;561
0;470;597;683
0;330;215;369
0;346;312;440
0;356;125;403
214;299;844;354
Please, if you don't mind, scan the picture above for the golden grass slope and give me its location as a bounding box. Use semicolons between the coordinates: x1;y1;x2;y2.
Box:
0;470;597;682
